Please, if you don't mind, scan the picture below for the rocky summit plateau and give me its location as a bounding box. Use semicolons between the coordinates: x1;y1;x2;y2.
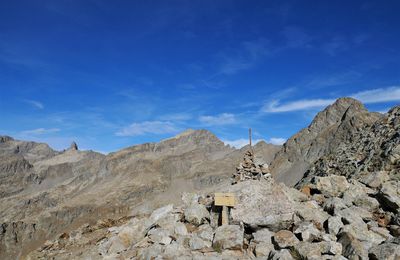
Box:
1;97;399;260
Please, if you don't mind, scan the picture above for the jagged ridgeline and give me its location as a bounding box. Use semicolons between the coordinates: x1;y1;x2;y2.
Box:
0;98;399;259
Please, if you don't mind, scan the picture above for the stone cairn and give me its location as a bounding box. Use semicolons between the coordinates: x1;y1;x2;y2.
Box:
232;149;271;184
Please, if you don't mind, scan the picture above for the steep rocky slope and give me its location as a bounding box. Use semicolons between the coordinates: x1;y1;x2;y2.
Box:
270;97;382;186
0;129;280;259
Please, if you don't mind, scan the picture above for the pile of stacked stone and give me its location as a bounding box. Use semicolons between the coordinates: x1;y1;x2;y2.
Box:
232;149;271;184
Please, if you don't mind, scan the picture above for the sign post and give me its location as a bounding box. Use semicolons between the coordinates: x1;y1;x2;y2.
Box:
214;193;236;225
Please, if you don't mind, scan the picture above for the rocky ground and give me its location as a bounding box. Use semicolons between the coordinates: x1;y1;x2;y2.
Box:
25;174;400;259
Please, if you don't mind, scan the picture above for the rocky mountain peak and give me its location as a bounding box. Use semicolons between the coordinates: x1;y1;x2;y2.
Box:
159;129;226;151
168;129;221;143
270;97;382;186
309;97;366;131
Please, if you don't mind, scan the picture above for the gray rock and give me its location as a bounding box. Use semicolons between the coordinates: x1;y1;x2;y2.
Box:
314;175;350;197
136;244;163;260
338;231;368;259
336;207;371;227
213;225;243;250
162;243;192;259
293;241;342;258
255;242;274;257
360;171;390;188
326;216;343;236
293;222;321;242
195;224;214;242
368;240;400;260
228;180;295;231
150;204;174;223
182;192;201;206
295;200;330;228
273;230;299;249
324;197;347;215
148;228;173;245
189;235;211;250
252;228;274;244
271;249;294;260
342;181;378;211
184;203;210;226
174;222;188;236
388;225;400;237
376;181;400;213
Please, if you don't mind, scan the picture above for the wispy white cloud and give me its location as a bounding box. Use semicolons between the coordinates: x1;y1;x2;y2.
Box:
20;128;60;135
24;99;44;109
223;137;286;148
116;121;179;137
262;86;400;113
199;113;236;126
262;99;335;113
352;86;400;103
268;137;286;145
376;110;388;114
223;138;261;148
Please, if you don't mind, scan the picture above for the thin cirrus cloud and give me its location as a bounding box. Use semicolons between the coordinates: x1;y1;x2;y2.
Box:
115;121;180;137
352;86;400;103
24;99;44;109
223;137;286;148
262;99;334;113
262;86;400;113
198;113;236;126
20;128;60;135
268;137;287;145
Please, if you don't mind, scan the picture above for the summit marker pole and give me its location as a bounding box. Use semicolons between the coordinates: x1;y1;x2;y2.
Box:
249;128;252;147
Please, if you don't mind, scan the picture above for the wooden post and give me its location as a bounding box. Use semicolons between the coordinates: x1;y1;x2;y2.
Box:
222;206;229;225
249;128;252;147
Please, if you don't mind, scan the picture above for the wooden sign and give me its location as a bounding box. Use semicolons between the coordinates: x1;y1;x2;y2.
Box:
214;193;236;207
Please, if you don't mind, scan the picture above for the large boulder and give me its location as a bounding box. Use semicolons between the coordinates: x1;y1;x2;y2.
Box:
227;180;295;231
313;175;350;197
212;225;243;250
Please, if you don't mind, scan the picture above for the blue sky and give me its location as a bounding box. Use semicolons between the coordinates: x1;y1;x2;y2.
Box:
0;0;399;153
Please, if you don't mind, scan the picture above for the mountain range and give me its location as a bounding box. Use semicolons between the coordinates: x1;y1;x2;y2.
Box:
1;97;399;259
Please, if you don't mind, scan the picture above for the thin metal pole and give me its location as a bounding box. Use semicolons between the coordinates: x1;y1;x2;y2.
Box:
249;128;252;147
